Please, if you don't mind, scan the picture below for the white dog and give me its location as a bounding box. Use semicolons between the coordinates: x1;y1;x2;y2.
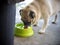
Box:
19;0;60;34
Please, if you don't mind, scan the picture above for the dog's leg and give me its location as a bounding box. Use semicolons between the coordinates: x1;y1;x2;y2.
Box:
33;22;38;26
39;15;49;34
52;14;57;24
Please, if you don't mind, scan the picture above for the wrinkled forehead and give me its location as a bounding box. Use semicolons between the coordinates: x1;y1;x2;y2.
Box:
27;5;37;13
24;5;36;10
22;6;30;11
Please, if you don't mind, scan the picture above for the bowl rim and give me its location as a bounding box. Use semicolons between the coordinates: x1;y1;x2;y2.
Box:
15;23;32;30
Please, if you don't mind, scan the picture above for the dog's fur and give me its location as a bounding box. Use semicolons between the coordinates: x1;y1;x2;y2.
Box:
19;0;60;34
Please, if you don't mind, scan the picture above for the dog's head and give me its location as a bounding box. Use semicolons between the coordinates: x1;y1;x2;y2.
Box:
19;5;40;27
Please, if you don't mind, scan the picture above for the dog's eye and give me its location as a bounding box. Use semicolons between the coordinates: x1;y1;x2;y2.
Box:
19;10;23;15
29;11;35;18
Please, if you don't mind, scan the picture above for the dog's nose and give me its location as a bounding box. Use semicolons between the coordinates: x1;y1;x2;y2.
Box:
21;19;31;26
23;21;31;26
24;22;31;28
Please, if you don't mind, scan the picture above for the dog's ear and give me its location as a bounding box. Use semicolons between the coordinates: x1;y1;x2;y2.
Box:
25;6;30;9
29;11;35;19
19;9;23;15
27;6;30;8
19;9;23;13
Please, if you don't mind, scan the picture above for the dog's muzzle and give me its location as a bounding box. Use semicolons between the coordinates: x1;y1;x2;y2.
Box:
22;20;31;26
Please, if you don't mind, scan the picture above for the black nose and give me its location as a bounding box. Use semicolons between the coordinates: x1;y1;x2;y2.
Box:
29;11;35;18
23;20;31;26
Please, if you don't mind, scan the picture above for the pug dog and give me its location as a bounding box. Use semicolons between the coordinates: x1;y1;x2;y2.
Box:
19;0;60;34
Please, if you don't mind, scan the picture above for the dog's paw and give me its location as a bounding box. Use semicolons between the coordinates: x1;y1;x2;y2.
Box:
33;24;37;26
52;22;56;24
38;30;45;34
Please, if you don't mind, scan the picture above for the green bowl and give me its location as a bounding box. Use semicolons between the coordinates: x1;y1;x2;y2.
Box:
14;23;34;37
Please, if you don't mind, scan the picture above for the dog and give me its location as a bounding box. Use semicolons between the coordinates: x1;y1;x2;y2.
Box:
19;0;60;34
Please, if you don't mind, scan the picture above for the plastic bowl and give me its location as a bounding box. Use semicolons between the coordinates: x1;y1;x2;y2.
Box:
14;23;34;37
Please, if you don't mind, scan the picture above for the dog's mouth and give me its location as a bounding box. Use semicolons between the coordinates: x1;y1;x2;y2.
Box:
23;21;31;28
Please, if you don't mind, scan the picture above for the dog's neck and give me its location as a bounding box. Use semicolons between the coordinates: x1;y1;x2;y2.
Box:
36;0;53;15
31;0;42;18
28;0;51;17
29;0;53;16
